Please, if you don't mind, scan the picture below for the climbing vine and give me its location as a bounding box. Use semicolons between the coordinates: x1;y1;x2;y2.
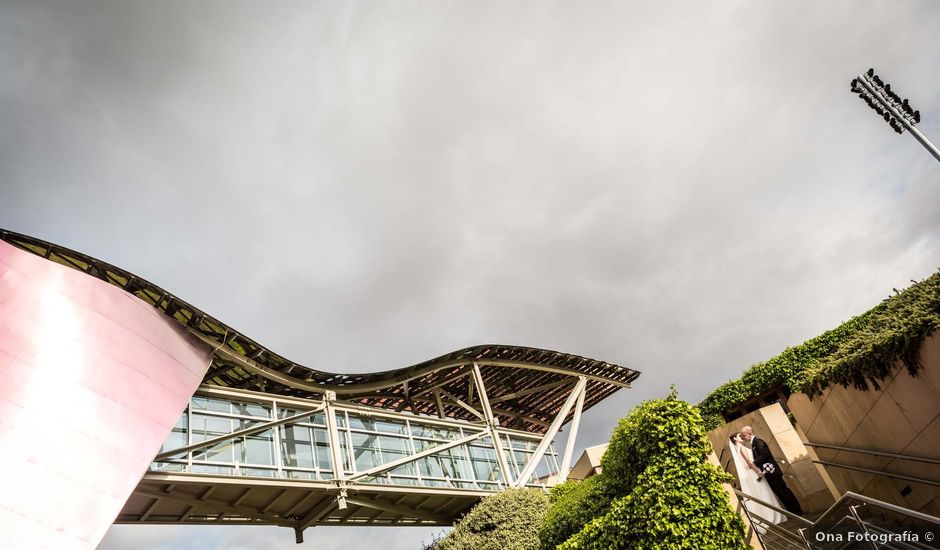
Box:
698;272;940;426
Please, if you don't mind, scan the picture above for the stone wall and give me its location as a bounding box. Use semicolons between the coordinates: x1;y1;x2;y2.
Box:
708;403;838;515
707;451;765;549
786;331;940;516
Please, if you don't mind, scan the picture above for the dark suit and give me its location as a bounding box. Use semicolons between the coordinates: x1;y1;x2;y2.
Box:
751;436;803;515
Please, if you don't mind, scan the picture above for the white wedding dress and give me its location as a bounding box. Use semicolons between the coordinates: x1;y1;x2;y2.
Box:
728;441;787;529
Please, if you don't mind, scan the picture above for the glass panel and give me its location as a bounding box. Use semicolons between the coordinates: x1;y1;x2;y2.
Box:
192;413;232;435
469;444;497;461
350;432;381;471
279;408;326;425
513;450;532;471
410;424;460;440
284;470;316;480
311;428;332;470
347;414;374;431
152;461;185;472
160;413;187;454
376;435;409;454
191;396;231;413
389;463;416;476
241;430;274;465
535;454;553;480
374;419;407;435
242;467;276;477
280;426;314;469
233;401;271;418
191;464;234;475
471;450;500;482
201;441;235;462
510;437;537;451
389;476;418;486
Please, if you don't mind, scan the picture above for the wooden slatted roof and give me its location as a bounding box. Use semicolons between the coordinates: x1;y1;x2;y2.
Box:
1;229;639;433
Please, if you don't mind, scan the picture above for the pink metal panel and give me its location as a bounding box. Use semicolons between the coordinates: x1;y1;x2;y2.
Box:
0;241;211;548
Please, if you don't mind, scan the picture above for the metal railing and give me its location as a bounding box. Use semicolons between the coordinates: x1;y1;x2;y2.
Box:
804;443;940;466
804;442;940;489
733;489;813;550
733;489;940;550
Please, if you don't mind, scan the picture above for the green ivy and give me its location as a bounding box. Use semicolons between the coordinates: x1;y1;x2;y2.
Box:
541;390;748;549
698;272;940;421
559;459;748;550
539;475;613;549
434;488;550;550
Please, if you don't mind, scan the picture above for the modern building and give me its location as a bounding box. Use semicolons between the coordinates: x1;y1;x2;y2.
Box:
0;229;639;548
566;443;607;481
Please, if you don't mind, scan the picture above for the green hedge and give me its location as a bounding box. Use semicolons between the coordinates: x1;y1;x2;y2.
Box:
558;393;748;549
434;488;550;550
539;475;613;549
699;272;940;427
559;458;748;550
540;390;748;549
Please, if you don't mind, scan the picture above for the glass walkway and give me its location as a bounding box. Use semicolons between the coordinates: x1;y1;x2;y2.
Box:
150;387;560;491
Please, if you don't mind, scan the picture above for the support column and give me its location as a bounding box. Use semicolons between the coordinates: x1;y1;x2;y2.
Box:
471;363;513;487
513;377;586;487
557;382;586;483
432;388;446;419
323;390;348;510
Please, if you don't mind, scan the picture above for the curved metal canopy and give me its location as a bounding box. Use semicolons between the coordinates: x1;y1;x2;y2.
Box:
1;229;640;433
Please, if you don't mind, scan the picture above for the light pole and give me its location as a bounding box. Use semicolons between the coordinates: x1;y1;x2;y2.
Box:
851;68;940;163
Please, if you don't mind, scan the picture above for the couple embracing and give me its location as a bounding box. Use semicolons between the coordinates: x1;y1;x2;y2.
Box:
728;426;803;526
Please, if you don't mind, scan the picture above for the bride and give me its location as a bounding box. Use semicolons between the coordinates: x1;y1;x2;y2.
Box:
728;432;787;528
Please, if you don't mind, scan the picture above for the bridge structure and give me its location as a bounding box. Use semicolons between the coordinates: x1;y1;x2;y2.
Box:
0;229;639;547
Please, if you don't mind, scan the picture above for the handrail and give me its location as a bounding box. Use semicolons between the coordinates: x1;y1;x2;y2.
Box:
805;442;940;465
809;490;940;528
812;459;940;488
733;488;940;549
732;489;814;526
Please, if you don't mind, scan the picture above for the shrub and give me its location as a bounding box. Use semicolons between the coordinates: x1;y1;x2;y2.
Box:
559;393;749;549
435;488;550;550
539;475;613;549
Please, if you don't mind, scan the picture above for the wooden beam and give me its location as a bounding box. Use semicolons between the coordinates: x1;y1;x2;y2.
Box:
490;379;575;404
436;389;484;420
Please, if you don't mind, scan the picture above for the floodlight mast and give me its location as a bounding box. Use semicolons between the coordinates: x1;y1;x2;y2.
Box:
851;68;940;163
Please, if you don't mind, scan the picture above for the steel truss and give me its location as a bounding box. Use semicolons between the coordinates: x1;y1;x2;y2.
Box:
123;372;589;542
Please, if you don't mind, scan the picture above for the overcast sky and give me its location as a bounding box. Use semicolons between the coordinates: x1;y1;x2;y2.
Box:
2;1;939;548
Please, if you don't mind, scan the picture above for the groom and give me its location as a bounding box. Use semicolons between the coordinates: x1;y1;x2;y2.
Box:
742;426;803;515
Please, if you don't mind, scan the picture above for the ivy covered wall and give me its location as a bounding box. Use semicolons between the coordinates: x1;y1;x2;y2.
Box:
698;272;940;429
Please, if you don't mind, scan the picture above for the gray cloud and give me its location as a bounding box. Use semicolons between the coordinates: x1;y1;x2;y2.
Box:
3;1;940;547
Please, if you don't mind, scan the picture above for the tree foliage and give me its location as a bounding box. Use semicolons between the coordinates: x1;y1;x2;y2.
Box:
540;389;748;549
538;475;613;549
698;272;940;426
434;488;550;550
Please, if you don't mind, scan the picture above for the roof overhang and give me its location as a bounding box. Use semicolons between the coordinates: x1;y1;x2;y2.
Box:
0;229;640;433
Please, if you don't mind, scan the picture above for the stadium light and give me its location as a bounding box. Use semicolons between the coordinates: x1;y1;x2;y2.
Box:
851;68;939;162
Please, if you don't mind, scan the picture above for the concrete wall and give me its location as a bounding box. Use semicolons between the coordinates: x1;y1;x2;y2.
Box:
786;331;940;517
707;451;765;549
708;403;838;515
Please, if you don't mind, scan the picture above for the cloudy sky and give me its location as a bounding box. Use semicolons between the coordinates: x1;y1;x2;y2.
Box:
2;0;939;548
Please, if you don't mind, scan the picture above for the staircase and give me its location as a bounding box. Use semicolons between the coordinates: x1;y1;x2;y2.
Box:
734;490;940;550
